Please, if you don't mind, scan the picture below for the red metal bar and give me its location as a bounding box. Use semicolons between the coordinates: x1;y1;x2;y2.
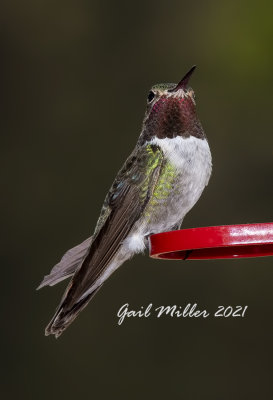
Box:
149;223;273;260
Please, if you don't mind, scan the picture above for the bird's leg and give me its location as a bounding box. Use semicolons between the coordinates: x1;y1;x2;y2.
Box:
183;250;193;260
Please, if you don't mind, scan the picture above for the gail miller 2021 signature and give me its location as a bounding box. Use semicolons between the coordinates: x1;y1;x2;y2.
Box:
116;303;248;325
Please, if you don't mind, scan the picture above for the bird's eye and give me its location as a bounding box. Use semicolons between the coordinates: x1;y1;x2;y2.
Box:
147;91;155;103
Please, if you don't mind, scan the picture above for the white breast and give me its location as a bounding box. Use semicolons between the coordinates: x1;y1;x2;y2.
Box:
148;135;212;225
123;135;212;254
150;135;212;179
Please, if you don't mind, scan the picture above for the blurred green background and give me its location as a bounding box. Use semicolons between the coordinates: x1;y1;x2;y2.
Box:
1;0;272;399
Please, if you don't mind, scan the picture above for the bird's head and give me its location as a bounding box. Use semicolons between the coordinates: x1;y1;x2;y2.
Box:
141;66;205;143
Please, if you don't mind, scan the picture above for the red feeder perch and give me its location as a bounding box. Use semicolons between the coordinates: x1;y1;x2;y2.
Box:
149;223;273;260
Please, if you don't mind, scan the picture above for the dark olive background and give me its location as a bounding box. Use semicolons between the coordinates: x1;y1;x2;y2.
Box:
1;1;273;399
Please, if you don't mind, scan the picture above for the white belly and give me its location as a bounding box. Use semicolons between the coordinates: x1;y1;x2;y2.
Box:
124;135;212;253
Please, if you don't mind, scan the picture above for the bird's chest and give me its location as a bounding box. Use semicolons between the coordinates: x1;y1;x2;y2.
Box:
143;135;212;231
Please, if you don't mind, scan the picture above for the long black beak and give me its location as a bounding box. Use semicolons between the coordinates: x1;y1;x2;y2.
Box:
168;65;197;92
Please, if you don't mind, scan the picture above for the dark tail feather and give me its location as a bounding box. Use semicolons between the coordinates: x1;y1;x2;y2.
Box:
45;285;101;338
37;236;92;290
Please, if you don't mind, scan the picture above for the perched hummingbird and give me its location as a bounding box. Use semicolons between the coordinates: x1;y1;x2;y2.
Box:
38;66;212;337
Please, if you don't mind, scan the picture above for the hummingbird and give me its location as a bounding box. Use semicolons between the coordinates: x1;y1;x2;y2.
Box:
38;66;212;337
